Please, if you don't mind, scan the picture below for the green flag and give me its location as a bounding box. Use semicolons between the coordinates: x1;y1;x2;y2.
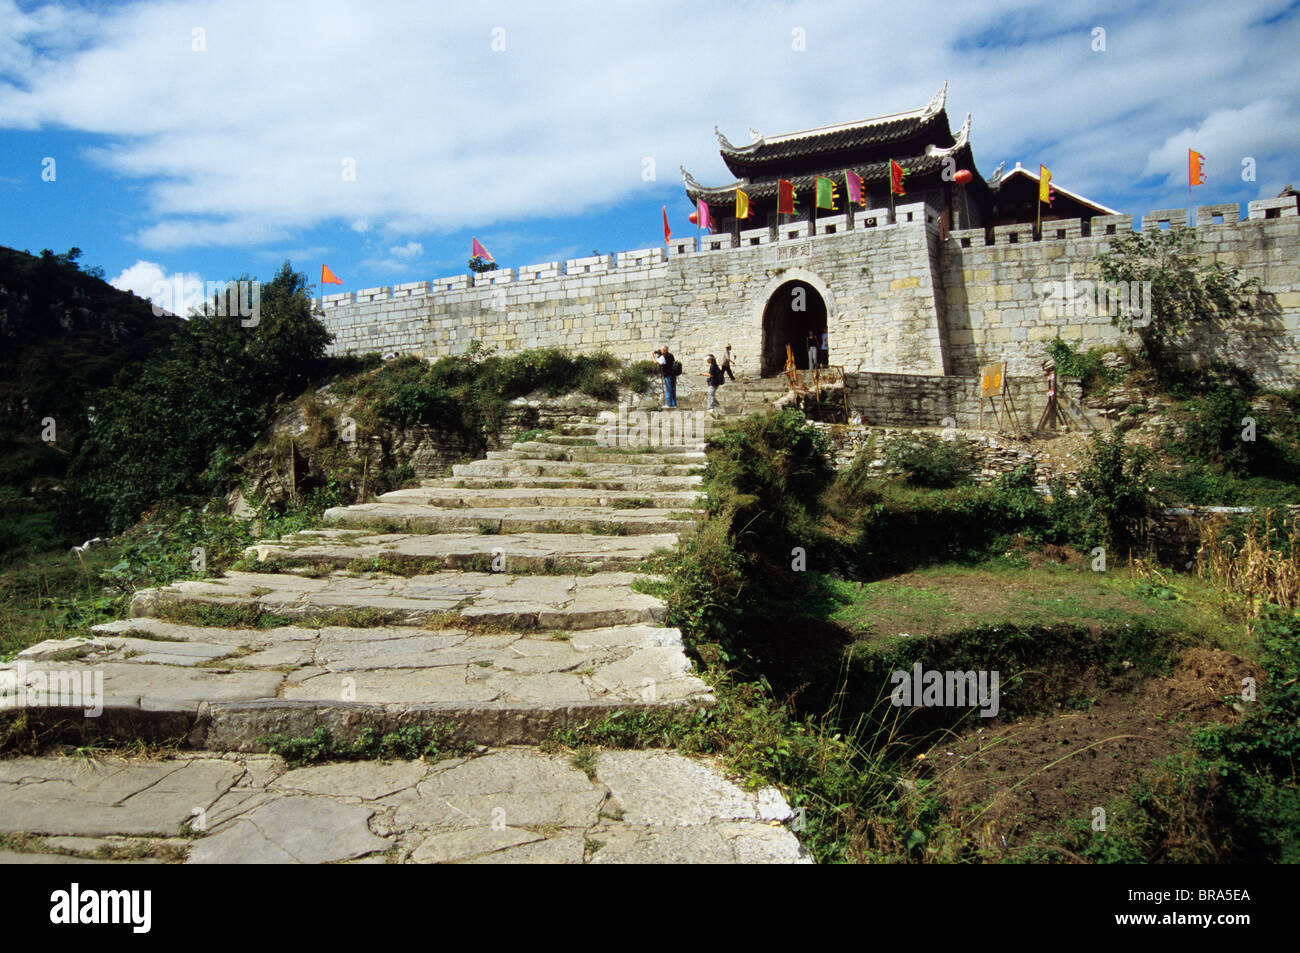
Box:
815;176;838;211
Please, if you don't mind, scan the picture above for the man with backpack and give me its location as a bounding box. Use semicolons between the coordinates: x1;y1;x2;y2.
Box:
704;354;725;412
656;346;680;408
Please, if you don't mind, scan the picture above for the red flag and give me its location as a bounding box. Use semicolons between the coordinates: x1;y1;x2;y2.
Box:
662;205;672;243
697;198;714;232
777;179;795;215
321;264;343;285
890;160;907;196
471;237;494;261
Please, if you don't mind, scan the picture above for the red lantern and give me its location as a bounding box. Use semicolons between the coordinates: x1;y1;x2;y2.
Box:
688;211;699;224
953;169;973;185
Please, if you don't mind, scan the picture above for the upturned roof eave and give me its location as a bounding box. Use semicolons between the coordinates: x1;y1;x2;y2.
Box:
715;82;951;176
994;164;1120;215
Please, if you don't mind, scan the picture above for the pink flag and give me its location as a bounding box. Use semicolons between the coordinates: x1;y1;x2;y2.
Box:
845;169;864;206
471;237;494;261
696;199;713;232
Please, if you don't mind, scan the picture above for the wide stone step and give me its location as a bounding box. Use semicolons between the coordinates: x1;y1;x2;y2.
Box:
535;434;599;446
245;529;677;572
0;747;807;863
374;486;702;510
430;474;704;492
453;460;699;479
324;503;693;535
5;616;713;750
498;444;707;464
129;570;669;630
527;436;712;455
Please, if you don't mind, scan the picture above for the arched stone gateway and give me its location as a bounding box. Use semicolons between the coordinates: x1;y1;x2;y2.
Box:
757;270;834;377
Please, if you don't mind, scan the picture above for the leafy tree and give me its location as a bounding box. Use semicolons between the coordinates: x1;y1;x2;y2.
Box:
245;262;332;398
1076;430;1151;551
38;246;104;279
1095;229;1261;374
63;262;330;533
467;256;498;273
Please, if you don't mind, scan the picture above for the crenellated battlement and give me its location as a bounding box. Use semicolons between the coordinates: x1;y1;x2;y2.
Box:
940;194;1300;384
314;202;934;311
314;193;1299;391
946;196;1298;248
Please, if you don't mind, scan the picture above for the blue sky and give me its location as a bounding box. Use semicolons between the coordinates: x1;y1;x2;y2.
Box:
1;0;1297;304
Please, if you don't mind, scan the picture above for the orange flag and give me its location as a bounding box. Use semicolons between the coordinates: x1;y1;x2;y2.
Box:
1189;149;1206;187
321;264;343;285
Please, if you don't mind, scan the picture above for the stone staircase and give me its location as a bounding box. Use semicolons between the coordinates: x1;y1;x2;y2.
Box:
671;374;792;416
1;415;810;863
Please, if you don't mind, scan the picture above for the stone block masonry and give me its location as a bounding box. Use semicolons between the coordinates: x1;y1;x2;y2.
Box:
943;196;1300;387
316;195;1300;391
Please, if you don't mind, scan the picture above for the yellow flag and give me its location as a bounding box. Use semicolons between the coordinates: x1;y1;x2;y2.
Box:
736;188;751;219
1039;165;1053;204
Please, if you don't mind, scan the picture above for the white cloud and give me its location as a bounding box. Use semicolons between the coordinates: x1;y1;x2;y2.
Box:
389;241;423;260
110;259;203;309
1144;100;1297;193
2;0;1297;251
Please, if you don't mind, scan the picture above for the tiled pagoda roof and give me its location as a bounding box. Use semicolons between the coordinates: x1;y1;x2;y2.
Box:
713;83;953;179
684;111;975;207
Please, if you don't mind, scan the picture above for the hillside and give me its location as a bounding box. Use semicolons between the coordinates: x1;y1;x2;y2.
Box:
0;246;182;557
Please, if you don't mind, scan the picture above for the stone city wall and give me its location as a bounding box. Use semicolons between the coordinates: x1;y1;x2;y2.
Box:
316;196;1300;391
942;197;1300;385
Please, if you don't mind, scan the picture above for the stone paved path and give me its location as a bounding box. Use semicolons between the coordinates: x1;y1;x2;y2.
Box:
0;748;809;864
0;415;809;863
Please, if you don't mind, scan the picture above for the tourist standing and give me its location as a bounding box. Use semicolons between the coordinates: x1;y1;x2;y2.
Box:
720;345;736;381
656;346;678;408
820;329;829;367
806;331;819;371
704;355;725;412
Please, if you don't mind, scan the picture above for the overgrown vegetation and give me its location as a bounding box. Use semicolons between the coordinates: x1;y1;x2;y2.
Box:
1046;338;1122;397
1096;228;1263;376
262;724;474;767
630;406;1297;862
0;489;341;658
334;345;655;448
883;436;974;489
61;262;330;536
0;245;181;560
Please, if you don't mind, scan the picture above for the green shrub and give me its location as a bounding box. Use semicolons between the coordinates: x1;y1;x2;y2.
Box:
1194;608;1300;862
884;437;974;489
62;263;330;535
618;360;659;394
1046;338;1121;396
1178;385;1257;474
822;439;883;514
1076;431;1151;551
360;346;647;449
702;408;833;558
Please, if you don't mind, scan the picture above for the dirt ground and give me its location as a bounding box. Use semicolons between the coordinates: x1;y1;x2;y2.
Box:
926;646;1262;859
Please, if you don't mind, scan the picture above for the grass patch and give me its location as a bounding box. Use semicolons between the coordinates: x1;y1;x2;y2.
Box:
585;522;630;536
151;601;294;629
822;561;1238;650
611;497;653;509
262;724;474;767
